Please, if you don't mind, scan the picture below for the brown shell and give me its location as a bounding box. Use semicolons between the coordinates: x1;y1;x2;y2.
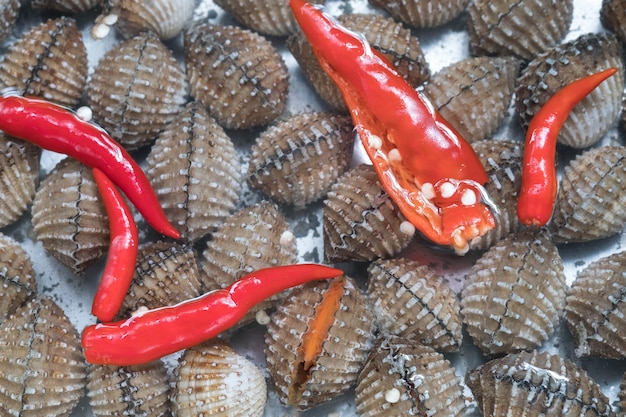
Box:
288;12;430;111
184;22;289;130
265;275;376;410
549;146;626;243
515;32;624;148
0;0;19;45
366;258;463;352
422;56;520;143
565;250;626;359
0;233;37;324
172;339;267;417
323;164;415;263
619;372;626;417
467;0;574;60
466;350;615;417
31;0;99;14
468;139;523;251
368;0;470;28
0;17;88;107
145;101;242;243
87;361;171;417
602;0;626;45
31;158;109;276
0;132;39;229
86;32;188;150
0;296;87;417
356;335;466;417
119;240;203;318
247;112;354;208
460;229;566;356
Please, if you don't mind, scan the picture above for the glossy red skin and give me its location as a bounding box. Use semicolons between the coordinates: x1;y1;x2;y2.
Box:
91;168;139;323
517;68;618;227
82;264;345;365
0;94;180;239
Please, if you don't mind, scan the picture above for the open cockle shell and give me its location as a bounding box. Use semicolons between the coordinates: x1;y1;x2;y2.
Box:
369;0;469;28
172;339;267;417
0;0;19;45
356;335;466;417
601;0;626;44
247;112;354;208
0;233;37;324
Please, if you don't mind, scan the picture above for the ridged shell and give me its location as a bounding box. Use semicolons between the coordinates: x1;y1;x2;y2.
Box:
214;0;324;36
0;17;88;107
247;112;354;208
366;258;463;352
288;12;430;111
461;229;566;356
119;240;203;318
31;0;99;14
86;32;188;150
601;0;626;44
369;0;470;28
87;361;171;417
0;297;87;417
467;0;574;60
549;146;626;243
515;32;624;149
172;339;267;417
356;335;466;417
323;164;414;263
565;250;626;359
0;0;19;45
145;101;242;243
619;372;626;417
468;139;523;251
0;233;36;324
31;158;109;276
265;275;376;410
184;23;289;130
0;132;39;229
422;56;520;143
466;350;615;417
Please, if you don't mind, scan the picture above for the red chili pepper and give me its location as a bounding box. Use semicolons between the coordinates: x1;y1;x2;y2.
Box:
0;93;180;239
289;0;495;254
516;68;618;227
91;168;139;323
82;263;344;365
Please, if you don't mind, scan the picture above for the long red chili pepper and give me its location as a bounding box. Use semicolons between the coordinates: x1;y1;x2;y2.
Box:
289;0;495;254
82;263;344;365
91;167;139;323
516;67;618;227
0;92;180;239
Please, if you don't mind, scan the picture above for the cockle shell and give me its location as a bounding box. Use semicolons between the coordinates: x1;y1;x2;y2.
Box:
86;31;187;150
565;250;626;359
145;101;242;243
422;56;520;143
0;17;88;107
0;296;87;417
0;132;39;229
461;229;566;356
0;233;36;324
184;23;289;130
549;146;626;243
515;32;624;149
466;350;615;416
87;361;171;417
31;0;99;14
0;0;19;45
31;158;109;276
172;339;267;417
467;0;574;60
369;0;470;28
355;335;466;417
323;164;415;263
366;258;463;352
265;275;376;410
247;112;354;208
619;372;626;416
601;0;626;45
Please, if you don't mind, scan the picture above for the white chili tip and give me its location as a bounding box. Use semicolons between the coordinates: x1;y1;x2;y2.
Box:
400;220;415;237
76;106;93;122
255;309;271;326
461;188;478;206
384;387;401;403
279;230;295;247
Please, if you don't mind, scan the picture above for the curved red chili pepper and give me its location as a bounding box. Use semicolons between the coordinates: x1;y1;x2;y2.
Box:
0;93;180;239
516;67;618;227
91;167;139;323
82;263;344;365
289;0;495;254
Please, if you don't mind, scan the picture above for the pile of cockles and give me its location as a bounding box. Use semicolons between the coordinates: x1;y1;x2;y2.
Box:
1;0;626;416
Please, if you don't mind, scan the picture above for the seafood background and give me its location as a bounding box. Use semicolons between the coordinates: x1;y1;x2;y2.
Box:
1;0;625;416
